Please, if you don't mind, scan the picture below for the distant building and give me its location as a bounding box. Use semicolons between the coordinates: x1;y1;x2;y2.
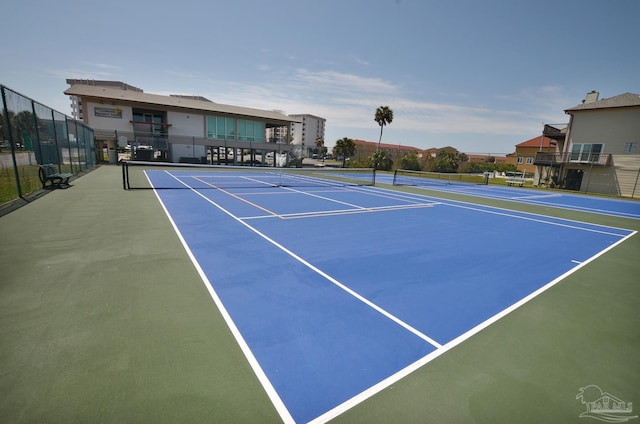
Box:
533;91;640;197
348;139;510;170
65;80;298;164
66;79;143;120
505;135;556;175
351;139;422;162
423;146;459;159
289;114;326;157
466;154;507;164
423;148;439;159
265;110;291;144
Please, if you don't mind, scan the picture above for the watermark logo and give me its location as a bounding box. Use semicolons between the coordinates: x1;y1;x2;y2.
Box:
576;385;637;422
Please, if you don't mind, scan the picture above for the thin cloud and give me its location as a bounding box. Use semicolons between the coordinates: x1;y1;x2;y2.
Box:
89;66;564;150
190;67;545;143
51;68;114;81
292;69;397;94
91;63;122;71
49;62;124;81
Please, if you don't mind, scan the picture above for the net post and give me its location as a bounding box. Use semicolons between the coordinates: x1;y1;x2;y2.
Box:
122;160;131;190
121;160;127;190
373;168;376;186
126;161;131;190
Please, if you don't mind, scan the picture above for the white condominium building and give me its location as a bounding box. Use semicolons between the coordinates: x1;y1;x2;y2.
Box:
289;114;326;157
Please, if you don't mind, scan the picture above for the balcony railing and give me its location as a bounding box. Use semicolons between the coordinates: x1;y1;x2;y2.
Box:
542;124;568;140
534;152;611;166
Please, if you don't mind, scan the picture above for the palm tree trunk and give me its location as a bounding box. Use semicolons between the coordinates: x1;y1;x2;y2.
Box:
375;126;384;169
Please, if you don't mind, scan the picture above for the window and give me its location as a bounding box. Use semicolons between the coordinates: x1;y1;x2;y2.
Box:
207;116;235;140
237;120;264;142
624;142;637;153
526;157;533;164
517;156;523;164
132;111;166;136
570;143;603;162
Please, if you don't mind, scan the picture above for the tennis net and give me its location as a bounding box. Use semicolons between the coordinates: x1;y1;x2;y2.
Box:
122;161;376;190
393;169;489;187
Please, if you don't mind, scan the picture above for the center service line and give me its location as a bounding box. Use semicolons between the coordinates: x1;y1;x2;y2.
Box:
182;179;444;349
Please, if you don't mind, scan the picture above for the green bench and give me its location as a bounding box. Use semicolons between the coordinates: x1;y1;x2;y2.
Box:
39;164;72;189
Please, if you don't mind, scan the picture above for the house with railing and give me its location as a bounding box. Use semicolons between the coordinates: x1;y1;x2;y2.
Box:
506;135;556;177
533;91;640;197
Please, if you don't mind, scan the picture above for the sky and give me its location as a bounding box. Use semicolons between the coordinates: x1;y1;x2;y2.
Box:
1;0;638;154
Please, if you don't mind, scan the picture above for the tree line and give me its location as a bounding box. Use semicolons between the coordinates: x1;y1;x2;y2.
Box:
330;105;517;173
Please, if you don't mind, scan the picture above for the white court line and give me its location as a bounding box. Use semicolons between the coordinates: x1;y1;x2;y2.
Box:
183;185;444;350
280;185;370;210
190;173;439;220
510;193;563;200
157;172;444;424
155;172;636;424
522;199;640;219
441;202;629;237
381;177;640;220
150;174;295;424
311;229;637;424
240;202;438;220
355;184;634;236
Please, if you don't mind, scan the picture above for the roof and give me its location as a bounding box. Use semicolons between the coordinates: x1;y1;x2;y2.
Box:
466;154;506;160
66;79;143;92
64;84;300;124
289;113;326;121
352;139;422;152
352;139;471;155
543;124;567;140
565;92;640;112
516;135;555;148
169;94;213;102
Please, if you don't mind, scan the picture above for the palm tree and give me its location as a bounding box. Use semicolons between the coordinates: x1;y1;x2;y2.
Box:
374;106;393;149
333;137;356;167
370;149;392;171
374;106;393;169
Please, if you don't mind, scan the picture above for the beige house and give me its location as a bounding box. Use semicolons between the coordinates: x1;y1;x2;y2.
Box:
534;91;640;197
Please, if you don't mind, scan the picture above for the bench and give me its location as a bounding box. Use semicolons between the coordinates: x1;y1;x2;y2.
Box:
179;157;206;164
39;164;72;189
506;178;525;187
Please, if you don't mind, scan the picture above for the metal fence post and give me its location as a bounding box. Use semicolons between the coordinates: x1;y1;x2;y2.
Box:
1;86;23;197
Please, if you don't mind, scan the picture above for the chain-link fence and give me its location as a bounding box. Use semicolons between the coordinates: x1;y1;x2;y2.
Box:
1;85;96;204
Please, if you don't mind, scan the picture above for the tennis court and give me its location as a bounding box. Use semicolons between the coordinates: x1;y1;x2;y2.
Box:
388;169;640;220
1;164;638;424
138;164;636;423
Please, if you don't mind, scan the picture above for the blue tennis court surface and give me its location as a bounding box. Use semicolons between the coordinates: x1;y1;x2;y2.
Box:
377;173;640;220
147;169;636;423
